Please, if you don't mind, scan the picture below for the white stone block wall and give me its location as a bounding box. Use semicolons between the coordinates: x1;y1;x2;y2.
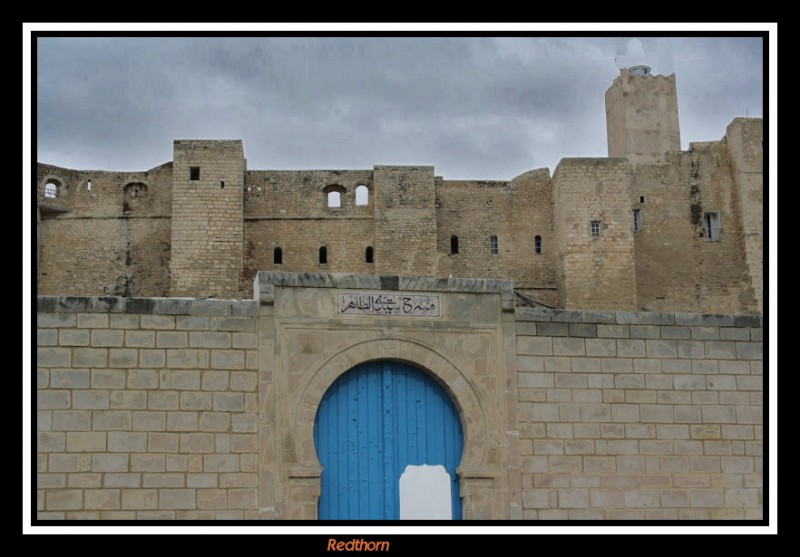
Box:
515;308;763;520
36;297;259;520
35;291;763;520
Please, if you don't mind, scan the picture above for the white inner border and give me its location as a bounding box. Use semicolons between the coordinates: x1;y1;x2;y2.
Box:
22;21;777;536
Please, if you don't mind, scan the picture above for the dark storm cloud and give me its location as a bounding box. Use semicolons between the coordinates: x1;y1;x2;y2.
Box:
36;36;764;180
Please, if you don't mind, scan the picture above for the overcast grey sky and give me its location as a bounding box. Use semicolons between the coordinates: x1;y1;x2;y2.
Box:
36;36;764;180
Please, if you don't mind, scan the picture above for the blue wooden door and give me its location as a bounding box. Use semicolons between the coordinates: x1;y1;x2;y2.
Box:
314;361;463;520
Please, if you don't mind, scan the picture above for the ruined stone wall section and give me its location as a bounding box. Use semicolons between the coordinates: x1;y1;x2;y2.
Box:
36;296;260;520
36;163;173;297
552;159;637;310
170;141;244;299
436;168;558;307
515;308;763;520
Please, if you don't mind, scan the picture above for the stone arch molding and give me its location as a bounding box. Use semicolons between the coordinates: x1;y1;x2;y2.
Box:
290;337;489;475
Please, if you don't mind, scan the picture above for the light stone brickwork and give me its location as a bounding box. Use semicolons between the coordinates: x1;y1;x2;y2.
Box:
552;158;637;311
514;307;763;520
35;69;763;314
606;69;681;164
37;296;259;520
170;141;245;298
36;162;173;297
36;273;763;520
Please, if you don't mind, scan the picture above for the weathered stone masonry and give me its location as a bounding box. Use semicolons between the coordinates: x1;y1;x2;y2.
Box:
35;69;763;315
36;273;762;520
34;66;763;521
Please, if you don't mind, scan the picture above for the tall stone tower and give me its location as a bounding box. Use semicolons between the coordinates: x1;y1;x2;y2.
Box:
170;140;245;298
605;66;681;163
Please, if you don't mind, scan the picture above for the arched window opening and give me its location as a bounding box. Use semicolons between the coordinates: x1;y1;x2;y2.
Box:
124;182;148;199
324;184;346;208
365;246;374;264
319;246;328;265
44;182;58;199
327;191;341;208
535;235;542;254
490;235;498;255
355;184;369;206
274;247;283;265
450;235;459;255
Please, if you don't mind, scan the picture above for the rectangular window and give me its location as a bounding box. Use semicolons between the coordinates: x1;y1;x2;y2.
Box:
490;235;498;255
450;235;459;255
633;210;642;232
704;212;721;241
591;221;601;238
190;166;200;181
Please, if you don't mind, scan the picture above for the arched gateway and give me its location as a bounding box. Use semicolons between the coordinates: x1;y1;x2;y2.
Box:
314;360;463;520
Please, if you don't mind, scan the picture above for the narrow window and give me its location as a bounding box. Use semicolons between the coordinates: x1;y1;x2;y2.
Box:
190;166;200;181
365;246;374;264
87;180;92;191
327;191;341;208
355;184;369;206
490;235;498;255
633;210;642;232
273;247;283;265
44;182;57;199
220;181;225;189
534;235;542;254
591;221;601;238
639;196;645;203
319;246;328;265
450;235;459;255
704;212;721;241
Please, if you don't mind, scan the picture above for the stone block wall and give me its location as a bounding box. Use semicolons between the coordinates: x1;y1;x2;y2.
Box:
436;168;558;306
725;118;764;313
170;140;245;298
552;158;637;310
629;145;757;314
372;166;438;276
35;279;764;521
36;163;173;297
515;308;763;520
241;169;376;295
244;170;374;218
36;296;259;519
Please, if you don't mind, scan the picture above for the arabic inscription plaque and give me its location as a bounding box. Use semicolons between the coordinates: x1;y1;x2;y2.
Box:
336;292;441;318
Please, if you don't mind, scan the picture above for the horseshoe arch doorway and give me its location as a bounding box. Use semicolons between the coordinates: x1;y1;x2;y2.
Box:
313;360;463;520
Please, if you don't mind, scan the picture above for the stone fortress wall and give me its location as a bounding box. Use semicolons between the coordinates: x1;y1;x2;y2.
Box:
36;69;763;315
